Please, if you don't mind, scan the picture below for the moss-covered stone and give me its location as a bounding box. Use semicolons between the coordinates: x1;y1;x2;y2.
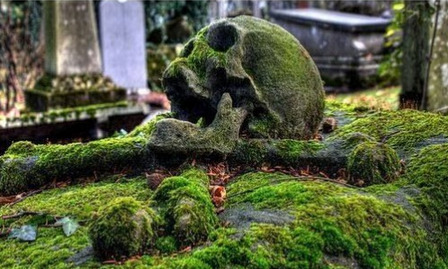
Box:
163;16;324;139
149;93;246;156
153;169;218;246
1;162;447;268
217;172;446;268
230;139;325;166
330;109;448;156
89;197;156;260
347;141;401;186
25;74;126;112
0;114;170;195
404;143;448;257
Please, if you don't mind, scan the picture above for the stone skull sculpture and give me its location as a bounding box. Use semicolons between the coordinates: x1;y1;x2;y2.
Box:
149;16;324;155
163;15;324;139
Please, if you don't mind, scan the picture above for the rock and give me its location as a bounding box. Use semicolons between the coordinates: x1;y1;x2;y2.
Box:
66;246;94;266
322;117;338;133
153;169;218;246
89;197;156;260
163;16;324;139
219;203;294;233
146;172;166;190
347;141;401;186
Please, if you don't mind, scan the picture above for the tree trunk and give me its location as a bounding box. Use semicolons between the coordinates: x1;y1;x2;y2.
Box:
427;0;448;113
400;0;432;109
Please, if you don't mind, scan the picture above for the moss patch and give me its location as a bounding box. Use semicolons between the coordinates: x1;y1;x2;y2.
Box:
231;139;325;166
347;141;401;186
89;197;156;260
404;143;448;259
153;169;218;246
0;175;152;268
0;113;171;195
330;109;448;155
1;167;447;268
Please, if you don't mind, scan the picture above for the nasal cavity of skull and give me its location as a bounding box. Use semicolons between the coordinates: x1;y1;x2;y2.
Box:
206;23;237;52
176;96;216;127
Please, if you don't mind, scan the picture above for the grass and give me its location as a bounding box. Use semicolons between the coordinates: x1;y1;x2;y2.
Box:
326;86;400;110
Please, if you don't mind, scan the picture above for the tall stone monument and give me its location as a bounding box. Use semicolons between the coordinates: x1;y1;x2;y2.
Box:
427;0;448;113
99;0;147;90
43;0;102;75
25;0;126;112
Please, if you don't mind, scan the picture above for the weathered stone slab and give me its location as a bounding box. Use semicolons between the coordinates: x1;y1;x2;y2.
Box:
43;0;102;75
270;8;391;88
99;0;147;89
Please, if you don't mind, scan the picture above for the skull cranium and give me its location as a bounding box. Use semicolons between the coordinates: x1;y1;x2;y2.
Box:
162;16;324;140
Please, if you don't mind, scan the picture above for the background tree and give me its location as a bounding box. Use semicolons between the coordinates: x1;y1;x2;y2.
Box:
400;0;433;109
0;0;43;114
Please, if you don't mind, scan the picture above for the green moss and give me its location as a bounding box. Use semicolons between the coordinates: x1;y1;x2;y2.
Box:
89;197;156;260
0;226;90;269
128;112;173;138
0;176;151;223
404;143;448;261
186;29;227;80
169;257;212;269
330;109;448;154
0;136;148;195
0;176;153;268
153;169;218;246
273;139;325;160
231;139;325;165
347;141;401;186
219;172;444;268
406;144;448;224
0;115;168;195
155;236;178;254
0;167;446;268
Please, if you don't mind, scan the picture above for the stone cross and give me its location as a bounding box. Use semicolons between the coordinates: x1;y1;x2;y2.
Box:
99;0;147;89
427;0;448;113
43;0;102;75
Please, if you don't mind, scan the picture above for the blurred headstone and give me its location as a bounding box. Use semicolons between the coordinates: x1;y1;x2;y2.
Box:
270;8;391;89
26;0;126;112
99;0;147;90
427;0;448;113
43;0;102;75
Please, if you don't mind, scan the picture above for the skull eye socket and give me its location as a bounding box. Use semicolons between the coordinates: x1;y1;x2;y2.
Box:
206;23;237;52
180;38;195;58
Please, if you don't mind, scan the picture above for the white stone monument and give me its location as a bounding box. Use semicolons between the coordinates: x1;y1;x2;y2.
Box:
99;0;148;90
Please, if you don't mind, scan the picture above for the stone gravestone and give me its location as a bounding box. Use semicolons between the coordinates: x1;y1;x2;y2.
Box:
427;0;448;113
43;0;102;75
25;0;126;112
99;0;147;90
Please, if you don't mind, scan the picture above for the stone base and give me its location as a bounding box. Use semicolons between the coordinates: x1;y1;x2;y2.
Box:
25;88;127;112
25;73;127;112
315;55;383;89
